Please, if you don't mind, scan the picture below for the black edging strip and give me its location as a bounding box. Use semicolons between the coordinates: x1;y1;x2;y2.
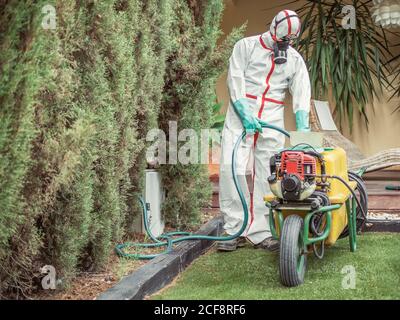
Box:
365;220;400;233
97;215;224;300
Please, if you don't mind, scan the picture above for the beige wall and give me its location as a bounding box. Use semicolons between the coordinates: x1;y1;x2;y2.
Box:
217;0;400;156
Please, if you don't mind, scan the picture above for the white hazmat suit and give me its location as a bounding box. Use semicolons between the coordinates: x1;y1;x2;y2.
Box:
219;10;311;245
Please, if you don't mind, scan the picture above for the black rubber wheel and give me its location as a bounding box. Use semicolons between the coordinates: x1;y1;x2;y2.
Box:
279;215;307;287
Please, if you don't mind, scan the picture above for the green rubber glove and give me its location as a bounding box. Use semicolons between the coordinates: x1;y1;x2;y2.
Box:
295;110;311;132
233;99;262;135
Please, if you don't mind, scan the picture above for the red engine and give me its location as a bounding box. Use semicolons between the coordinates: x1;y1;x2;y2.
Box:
268;151;318;201
280;151;317;179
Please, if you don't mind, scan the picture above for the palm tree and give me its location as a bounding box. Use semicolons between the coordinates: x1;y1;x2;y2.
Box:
387;45;400;112
289;0;398;131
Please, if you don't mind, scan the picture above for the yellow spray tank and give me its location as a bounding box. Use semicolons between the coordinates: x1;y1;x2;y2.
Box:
316;147;357;244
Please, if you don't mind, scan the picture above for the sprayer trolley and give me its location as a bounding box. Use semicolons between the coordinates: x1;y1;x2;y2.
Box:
264;146;368;287
116;123;367;289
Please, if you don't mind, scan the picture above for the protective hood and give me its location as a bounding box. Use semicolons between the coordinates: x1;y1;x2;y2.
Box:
269;10;301;64
270;10;301;41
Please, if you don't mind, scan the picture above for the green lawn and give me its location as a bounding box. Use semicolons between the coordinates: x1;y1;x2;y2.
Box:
152;233;400;300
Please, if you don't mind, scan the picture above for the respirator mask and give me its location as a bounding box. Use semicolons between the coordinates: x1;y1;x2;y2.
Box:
270;9;300;65
273;36;293;64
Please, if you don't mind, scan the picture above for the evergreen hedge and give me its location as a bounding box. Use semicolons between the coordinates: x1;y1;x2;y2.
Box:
159;0;244;227
0;0;243;297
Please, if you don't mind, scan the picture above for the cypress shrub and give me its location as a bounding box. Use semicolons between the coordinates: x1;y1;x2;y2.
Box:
37;1;98;285
158;0;244;227
0;0;58;297
0;0;169;296
124;0;173;233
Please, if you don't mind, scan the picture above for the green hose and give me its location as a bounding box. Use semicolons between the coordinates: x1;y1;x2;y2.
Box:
385;185;400;191
115;123;290;259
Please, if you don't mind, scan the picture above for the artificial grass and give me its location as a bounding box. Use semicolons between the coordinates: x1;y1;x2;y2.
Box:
152;233;400;300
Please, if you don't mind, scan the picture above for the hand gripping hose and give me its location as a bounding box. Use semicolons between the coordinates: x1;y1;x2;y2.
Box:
115;122;290;259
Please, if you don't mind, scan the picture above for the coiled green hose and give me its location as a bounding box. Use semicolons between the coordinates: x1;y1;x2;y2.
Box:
115;122;290;260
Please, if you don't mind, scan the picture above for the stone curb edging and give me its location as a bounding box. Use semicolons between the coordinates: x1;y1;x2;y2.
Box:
97;215;223;300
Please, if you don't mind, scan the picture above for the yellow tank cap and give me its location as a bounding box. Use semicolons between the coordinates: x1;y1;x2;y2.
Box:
264;194;277;202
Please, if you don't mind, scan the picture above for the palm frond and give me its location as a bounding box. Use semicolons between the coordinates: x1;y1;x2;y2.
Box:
294;0;393;130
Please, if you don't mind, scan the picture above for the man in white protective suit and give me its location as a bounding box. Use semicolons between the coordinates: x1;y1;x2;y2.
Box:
217;10;311;252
